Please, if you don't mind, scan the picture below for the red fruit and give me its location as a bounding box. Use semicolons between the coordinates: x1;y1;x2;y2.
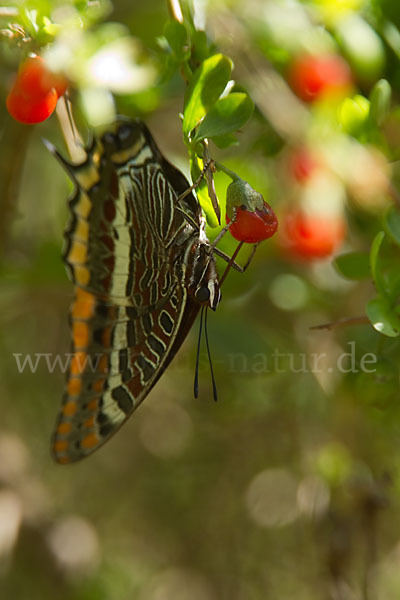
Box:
290;148;318;183
289;54;352;103
6;87;58;124
6;55;68;124
51;72;68;98
281;211;345;260
227;202;278;243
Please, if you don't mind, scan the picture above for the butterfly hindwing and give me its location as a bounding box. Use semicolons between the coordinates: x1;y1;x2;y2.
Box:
53;120;204;463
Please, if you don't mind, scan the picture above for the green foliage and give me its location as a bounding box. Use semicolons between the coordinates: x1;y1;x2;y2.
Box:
334;251;371;280
384;206;400;244
182;53;233;137
370;230;386;295
366;296;400;337
194;92;254;142
369;79;392;126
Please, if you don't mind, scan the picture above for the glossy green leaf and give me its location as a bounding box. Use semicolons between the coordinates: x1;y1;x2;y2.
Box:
194;93;254;142
164;20;188;60
384;206;400;245
191;30;210;63
334;252;371;280
370;231;385;295
366;296;400;337
183;54;232;138
369;79;391;126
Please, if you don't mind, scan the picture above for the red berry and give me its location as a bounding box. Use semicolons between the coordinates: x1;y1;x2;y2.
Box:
280;211;346;260
15;56;50;98
289;54;352;103
227;202;278;243
6;87;58;124
290;148;318;183
6;55;68;124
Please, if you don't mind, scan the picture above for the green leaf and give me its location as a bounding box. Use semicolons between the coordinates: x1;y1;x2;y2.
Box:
183;54;232;138
366;296;400;337
384;266;400;302
164;20;188;60
370;231;385;295
194;93;254;142
369;79;391;126
384;206;400;245
334;252;371;280
212;133;239;149
191;30;210;63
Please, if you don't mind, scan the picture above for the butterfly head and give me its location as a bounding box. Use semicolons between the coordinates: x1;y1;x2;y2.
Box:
195;280;220;310
193;246;221;311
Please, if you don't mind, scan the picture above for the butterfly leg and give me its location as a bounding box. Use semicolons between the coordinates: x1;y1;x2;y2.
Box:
213;243;260;273
176;158;213;204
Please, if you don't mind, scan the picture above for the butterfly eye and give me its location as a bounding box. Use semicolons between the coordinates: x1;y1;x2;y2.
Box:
195;286;210;303
118;123;136;147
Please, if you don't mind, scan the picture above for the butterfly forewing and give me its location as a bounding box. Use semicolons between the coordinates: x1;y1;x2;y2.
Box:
53;120;217;463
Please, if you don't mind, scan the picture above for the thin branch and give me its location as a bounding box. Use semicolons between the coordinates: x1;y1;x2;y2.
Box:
310;316;369;331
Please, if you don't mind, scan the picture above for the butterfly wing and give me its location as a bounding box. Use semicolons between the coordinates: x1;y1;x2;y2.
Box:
53;120;202;463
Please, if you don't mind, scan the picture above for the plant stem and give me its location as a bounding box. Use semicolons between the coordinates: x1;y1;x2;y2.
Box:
214;161;240;182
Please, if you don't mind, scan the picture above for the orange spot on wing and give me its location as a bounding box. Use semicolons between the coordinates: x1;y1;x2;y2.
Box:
98;354;108;374
74;218;89;242
74;265;90;286
63;400;78;416
84;416;95;429
57;422;72;435
68;240;87;265
74;190;92;218
54;440;68;453
92;378;105;393
81;432;99;449
102;326;112;348
72;321;90;348
87;398;99;411
70;351;87;375
72;288;96;320
67;377;82;396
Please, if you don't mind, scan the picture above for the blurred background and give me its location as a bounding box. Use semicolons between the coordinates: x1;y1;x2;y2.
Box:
2;0;400;598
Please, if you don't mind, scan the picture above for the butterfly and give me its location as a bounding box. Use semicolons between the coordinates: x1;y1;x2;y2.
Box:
51;119;221;463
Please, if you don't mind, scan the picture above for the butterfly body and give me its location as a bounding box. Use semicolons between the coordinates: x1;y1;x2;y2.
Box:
52;119;220;463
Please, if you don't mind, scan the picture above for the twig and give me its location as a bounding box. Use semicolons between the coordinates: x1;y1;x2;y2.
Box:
310;316;369;331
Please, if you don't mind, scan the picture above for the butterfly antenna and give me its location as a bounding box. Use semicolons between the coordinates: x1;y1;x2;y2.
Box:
204;307;218;402
194;305;204;398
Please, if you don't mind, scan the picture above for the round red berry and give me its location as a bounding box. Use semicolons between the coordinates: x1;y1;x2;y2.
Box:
227;202;278;243
6;87;58;124
6;55;68;124
289;148;318;183
280;211;346;260
289;54;352;103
